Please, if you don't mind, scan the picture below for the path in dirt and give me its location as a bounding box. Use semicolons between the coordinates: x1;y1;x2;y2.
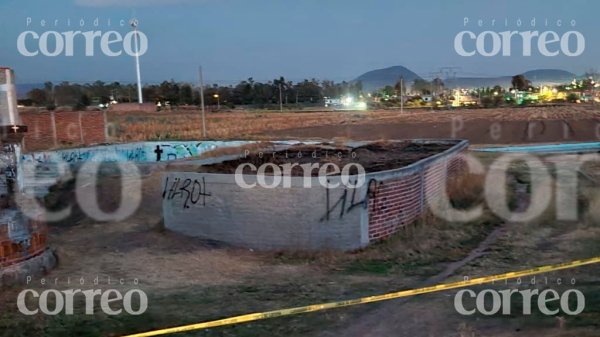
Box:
319;183;530;337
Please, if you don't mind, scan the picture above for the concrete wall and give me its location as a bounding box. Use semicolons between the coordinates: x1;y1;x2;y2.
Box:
19;140;253;197
163;139;469;251
475;141;600;153
21;140;252;164
163;173;368;251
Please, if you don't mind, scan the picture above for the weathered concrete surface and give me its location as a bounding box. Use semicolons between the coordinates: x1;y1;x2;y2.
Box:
22;140;253;164
19;140;254;197
0;67;21;126
162;172;368;251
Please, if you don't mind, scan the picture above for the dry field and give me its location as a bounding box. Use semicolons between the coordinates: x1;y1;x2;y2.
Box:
107;105;600;145
1;152;599;336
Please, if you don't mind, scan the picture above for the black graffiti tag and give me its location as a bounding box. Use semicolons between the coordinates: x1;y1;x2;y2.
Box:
163;176;212;209
319;178;381;222
154;145;163;161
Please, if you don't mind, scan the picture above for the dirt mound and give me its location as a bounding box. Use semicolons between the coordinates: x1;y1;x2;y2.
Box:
197;141;454;176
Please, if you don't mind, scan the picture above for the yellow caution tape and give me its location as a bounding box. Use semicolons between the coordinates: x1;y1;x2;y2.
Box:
122;256;600;337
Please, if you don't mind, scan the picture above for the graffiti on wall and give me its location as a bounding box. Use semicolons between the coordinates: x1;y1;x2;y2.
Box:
154;143;204;162
21;141;253;164
319;178;381;222
17;140;252;198
162;176;212;209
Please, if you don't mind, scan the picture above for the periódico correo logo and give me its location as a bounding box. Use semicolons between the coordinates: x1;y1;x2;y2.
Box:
454;17;585;57
16;17;148;57
17;288;148;315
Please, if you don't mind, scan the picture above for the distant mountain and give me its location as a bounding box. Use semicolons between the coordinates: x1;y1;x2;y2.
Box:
15;83;44;99
353;65;422;92
522;69;576;84
354;66;578;91
443;69;577;89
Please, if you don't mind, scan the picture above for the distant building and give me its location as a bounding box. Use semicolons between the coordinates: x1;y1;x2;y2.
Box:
324;97;341;108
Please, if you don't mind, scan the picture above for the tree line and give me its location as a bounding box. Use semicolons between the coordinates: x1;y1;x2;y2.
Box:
22;77;366;109
23;73;569;110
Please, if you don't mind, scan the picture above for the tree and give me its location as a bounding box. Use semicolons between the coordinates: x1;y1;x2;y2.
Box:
54;82;82;107
321;80;339;97
432;78;444;95
349;80;363;97
273;77;286;109
511;75;530;91
24;77;374;110
412;79;431;95
180;84;194;105
295;79;321;103
79;93;91;107
379;85;394;97
394;77;407;96
27;88;47;106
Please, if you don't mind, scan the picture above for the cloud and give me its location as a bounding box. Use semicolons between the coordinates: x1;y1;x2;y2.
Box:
74;0;209;7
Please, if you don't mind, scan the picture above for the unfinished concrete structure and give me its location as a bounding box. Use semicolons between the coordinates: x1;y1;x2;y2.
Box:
0;67;54;286
163;139;468;251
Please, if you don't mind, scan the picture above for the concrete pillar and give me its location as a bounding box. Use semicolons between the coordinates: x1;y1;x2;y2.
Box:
0;68;20;127
103;110;109;141
50;111;58;148
78;111;84;144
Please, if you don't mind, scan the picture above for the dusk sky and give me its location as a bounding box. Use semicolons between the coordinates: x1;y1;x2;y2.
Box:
1;0;599;84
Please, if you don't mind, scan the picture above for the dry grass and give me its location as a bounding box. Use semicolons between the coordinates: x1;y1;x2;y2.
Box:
106;105;600;143
271;171;498;277
447;173;486;210
4;153;598;337
108;110;365;141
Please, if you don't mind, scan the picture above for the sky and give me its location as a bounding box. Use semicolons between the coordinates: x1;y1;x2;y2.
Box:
1;0;599;84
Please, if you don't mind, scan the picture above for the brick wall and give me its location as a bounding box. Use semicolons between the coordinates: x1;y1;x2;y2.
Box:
20;111;107;152
367;144;468;241
0;210;47;268
367;172;424;241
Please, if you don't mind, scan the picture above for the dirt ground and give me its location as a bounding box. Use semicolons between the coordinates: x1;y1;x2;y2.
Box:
1;151;599;337
108;105;600;145
2;106;600;336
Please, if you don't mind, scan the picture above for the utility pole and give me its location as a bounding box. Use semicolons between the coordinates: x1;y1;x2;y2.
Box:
427;72;437;111
439;67;460;107
589;76;596;106
431;80;434;111
400;77;404;114
130;19;143;104
278;82;283;112
198;66;207;138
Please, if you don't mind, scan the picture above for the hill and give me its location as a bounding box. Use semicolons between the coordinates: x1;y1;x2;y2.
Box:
353;65;422;92
354;66;577;91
